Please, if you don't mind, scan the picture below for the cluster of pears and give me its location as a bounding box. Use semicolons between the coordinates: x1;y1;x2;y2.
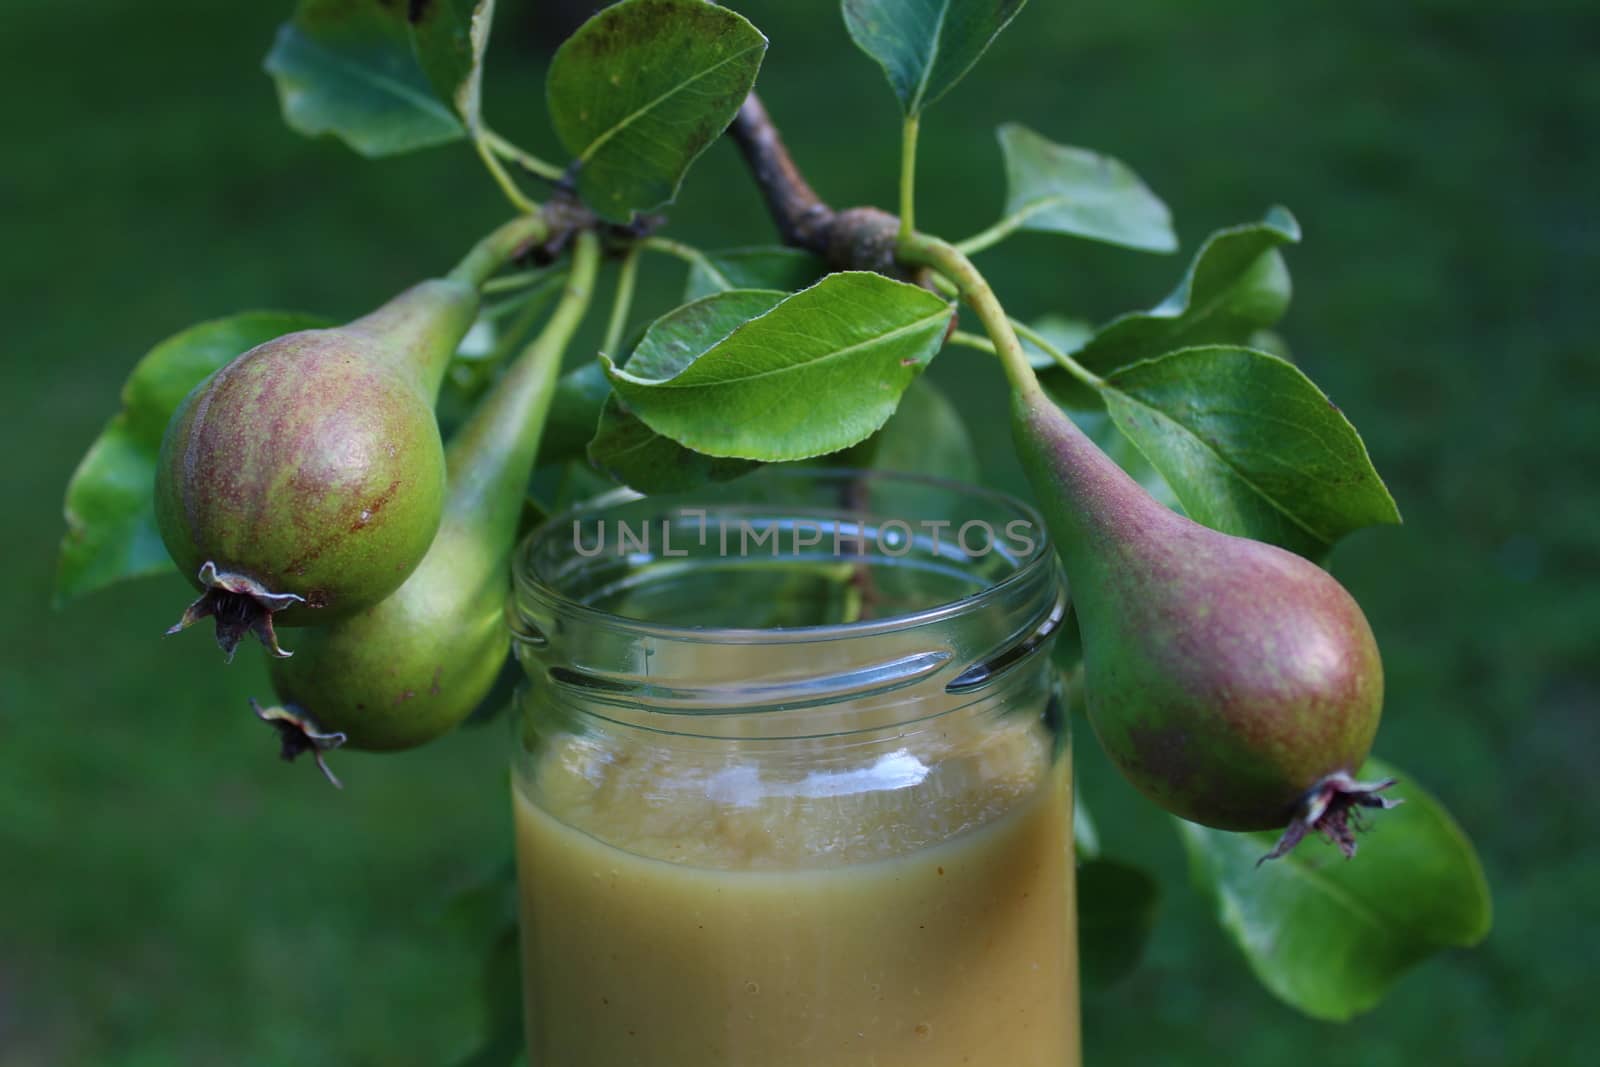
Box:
156;222;596;782
154;217;1388;854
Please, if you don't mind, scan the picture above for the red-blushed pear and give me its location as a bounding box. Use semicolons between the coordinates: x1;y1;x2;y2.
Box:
1011;383;1396;860
253;231;599;764
154;217;546;660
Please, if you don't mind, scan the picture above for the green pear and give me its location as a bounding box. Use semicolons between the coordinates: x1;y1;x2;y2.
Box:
259;232;599;756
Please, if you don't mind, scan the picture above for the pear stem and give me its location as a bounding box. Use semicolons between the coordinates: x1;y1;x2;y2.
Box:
897;232;1039;396
899;233;1106;393
483;265;563;295
1009;317;1105;389
448;214;552;289
482;272;570;325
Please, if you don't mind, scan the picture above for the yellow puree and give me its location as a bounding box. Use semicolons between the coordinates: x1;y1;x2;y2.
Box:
513;719;1079;1066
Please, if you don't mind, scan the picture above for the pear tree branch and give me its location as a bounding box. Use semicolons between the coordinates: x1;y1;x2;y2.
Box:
728;93;919;283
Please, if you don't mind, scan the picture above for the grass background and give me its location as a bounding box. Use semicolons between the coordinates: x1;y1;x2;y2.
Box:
4;0;1596;1063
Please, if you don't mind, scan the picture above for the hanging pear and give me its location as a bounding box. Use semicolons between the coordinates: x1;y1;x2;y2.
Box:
1012;383;1394;858
155;217;545;658
257;231;599;761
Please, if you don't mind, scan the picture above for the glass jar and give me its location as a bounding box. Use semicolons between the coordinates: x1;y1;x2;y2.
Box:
509;469;1078;1067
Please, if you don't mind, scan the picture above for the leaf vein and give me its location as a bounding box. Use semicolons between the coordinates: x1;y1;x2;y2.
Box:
1111;390;1334;545
578;42;764;165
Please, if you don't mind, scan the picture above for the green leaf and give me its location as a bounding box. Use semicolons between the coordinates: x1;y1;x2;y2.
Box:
265;0;465;157
1078;858;1161;991
547;0;767;222
842;0;1028;115
409;0;497;131
588;290;783;492
1178;757;1492;1021
625;289;793;381
1070;206;1301;376
683;246;828;302
56;312;331;606
606;273;954;461
996;124;1176;253
1102;345;1401;558
588;401;759;493
870;377;979;483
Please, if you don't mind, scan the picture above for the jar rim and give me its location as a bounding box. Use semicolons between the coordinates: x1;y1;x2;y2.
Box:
513;467;1055;645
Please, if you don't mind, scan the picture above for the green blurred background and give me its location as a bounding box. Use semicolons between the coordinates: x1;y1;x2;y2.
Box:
5;0;1596;1063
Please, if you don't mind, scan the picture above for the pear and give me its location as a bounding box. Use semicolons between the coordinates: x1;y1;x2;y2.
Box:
154;216;547;659
257;232;600;759
154;280;473;658
1013;384;1394;858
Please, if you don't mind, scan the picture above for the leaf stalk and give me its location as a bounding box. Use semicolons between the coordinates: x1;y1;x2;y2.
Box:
602;245;643;355
898;115;920;243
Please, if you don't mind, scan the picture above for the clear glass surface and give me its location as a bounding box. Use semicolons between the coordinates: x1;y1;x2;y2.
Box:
509;469;1079;1067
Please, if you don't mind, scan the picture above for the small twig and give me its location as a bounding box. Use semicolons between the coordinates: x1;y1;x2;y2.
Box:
728;93;915;282
728;94;836;253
